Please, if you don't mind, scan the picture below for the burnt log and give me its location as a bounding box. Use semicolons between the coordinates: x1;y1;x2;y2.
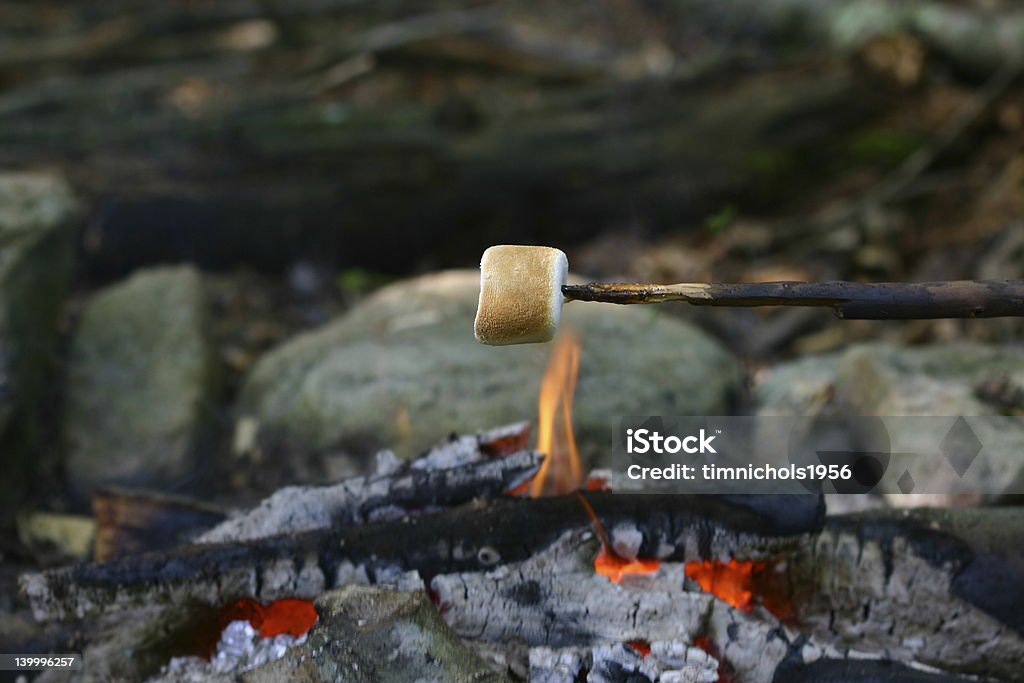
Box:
199;425;538;543
786;508;1024;682
772;659;983;683
432;530;987;683
20;492;824;621
432;531;788;682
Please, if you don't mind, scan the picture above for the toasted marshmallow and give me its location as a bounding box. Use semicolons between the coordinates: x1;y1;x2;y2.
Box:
474;245;568;345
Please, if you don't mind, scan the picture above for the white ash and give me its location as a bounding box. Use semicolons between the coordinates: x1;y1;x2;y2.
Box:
376;567;425;592
198;423;534;543
473;640;531;680
333;559;372;587
374;449;402;475
608;523;644;559
529;646;586;682
365;502;425;522
792;524;1024;680
649;641;719;673
531;642;718;683
159;620;306;681
430;531;844;683
411;421;531;470
589;643;718;683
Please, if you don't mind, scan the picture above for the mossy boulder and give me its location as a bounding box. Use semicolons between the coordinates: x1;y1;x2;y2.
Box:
238;270;741;470
249;585;509;683
64;266;220;499
0;172;77;523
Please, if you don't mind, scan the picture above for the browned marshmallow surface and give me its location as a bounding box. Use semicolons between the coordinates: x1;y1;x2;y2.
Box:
474;245;568;345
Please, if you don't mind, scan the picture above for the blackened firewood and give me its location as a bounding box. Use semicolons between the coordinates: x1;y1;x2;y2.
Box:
437;527;1023;683
20;492;824;621
198;437;539;543
772;658;981;683
787;508;1024;682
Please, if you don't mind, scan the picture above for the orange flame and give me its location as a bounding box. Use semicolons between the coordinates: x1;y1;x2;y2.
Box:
595;549;663;583
684;558;797;622
576;491;661;583
530;330;583;497
684;559;763;612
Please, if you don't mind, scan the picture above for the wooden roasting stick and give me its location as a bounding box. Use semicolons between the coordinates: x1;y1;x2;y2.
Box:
562;279;1024;319
474;245;1024;345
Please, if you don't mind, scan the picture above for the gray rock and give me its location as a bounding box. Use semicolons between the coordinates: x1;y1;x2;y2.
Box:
243;585;509;683
753;353;840;416
753;342;1024;505
833;343;1024;415
238;270;741;469
64;266;220;499
0;172;77;522
835;343;1024;505
755;342;1024;417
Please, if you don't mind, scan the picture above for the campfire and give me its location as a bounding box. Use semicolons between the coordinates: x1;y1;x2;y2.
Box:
17;334;1024;683
530;329;582;498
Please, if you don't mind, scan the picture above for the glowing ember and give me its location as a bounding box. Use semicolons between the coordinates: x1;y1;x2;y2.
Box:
685;558;797;623
199;598;318;657
192;598;315;663
595;548;661;583
576;492;661;583
684;559;763;612
625;639;652;657
530;329;583;497
504;479;530;496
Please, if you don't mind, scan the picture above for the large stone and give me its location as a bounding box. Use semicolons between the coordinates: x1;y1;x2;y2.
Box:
0;172;77;523
833;343;1024;416
752;342;1024;504
755;342;1024;417
242;585;509;683
64;266;220;499
238;270;741;470
753;354;840;417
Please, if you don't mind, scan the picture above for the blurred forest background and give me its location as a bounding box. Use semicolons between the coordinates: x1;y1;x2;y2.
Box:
4;1;1024;339
3;0;1024;580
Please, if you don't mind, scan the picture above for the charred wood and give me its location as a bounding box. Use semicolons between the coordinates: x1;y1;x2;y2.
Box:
435;525;1015;683
20;492;824;621
771;658;983;683
199;424;536;543
787;508;1024;682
